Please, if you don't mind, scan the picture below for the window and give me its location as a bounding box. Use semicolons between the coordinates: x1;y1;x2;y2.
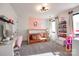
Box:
73;13;79;34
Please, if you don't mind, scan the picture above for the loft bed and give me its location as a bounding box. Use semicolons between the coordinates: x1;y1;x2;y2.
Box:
27;29;49;44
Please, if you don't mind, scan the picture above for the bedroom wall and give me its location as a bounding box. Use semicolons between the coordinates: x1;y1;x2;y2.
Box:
0;3;18;34
29;17;47;29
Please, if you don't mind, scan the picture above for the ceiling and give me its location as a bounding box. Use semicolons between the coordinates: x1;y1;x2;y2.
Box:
10;3;79;19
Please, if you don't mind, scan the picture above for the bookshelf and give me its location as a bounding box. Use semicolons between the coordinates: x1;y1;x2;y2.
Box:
0;15;14;24
58;20;67;38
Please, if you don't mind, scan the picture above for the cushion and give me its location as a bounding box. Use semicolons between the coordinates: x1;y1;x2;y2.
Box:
16;36;23;48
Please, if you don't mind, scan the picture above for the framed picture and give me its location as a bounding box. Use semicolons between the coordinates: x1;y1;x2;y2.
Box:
33;21;38;27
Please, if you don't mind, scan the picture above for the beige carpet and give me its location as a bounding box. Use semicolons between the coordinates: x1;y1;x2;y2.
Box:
15;40;71;56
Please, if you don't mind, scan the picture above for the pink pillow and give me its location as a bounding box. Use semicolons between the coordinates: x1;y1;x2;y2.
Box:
16;36;23;48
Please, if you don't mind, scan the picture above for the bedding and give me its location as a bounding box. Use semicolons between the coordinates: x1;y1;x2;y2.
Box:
29;33;48;44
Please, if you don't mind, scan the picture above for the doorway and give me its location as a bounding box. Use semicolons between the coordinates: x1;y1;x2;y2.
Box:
49;20;56;40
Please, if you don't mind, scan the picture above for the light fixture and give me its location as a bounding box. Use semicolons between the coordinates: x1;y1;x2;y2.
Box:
36;3;49;13
40;3;49;12
40;6;48;12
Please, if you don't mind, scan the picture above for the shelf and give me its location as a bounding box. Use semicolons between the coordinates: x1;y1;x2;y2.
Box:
59;33;67;34
0;16;14;24
58;20;67;38
0;17;9;23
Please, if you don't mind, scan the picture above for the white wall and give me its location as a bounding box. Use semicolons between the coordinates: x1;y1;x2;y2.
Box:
0;3;17;34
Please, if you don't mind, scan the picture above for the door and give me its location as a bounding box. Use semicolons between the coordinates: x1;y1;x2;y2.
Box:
49;20;56;40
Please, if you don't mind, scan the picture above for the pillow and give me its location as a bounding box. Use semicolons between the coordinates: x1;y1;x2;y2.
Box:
16;36;23;48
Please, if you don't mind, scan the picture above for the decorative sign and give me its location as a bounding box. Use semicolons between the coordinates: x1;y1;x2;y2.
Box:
29;17;46;29
33;21;38;27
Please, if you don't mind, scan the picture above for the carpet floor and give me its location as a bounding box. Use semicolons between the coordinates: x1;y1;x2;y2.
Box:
14;40;72;56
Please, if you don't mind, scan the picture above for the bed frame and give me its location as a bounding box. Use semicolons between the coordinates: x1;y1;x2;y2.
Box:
27;29;49;44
